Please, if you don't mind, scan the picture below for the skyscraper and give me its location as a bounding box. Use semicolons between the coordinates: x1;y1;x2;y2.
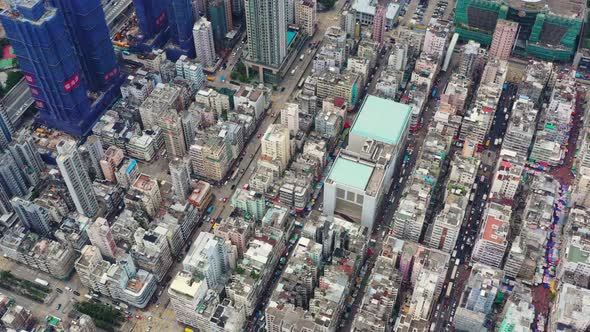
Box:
168;0;197;57
8;134;45;185
0;152;29;198
49;0;120;92
1;0;120;136
245;0;287;68
170;157;192;204
132;0;169;40
207;0;228;49
193;17;216;67
371;4;386;45
56;140;99;218
489;19;518;61
11;197;52;237
79;135;105;181
224;0;233;32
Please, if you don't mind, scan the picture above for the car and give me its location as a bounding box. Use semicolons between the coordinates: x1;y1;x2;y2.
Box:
56;288;63;294
56;304;61;310
257;134;262;139
223;197;228;203
73;291;80;296
64;286;72;292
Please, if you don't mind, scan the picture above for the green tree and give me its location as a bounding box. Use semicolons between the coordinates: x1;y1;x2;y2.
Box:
3;71;23;94
318;0;336;10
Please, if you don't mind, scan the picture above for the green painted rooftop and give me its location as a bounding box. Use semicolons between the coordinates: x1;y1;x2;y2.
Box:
351;95;411;145
328;157;374;190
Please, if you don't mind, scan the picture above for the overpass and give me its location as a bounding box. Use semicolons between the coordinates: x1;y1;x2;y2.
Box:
104;0;133;28
1;78;33;126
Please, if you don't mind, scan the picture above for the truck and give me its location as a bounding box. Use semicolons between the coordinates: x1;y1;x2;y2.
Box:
34;278;49;287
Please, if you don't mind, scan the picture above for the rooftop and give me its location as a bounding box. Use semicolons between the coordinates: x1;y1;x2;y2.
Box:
504;0;585;18
328;157;374;191
351;0;400;19
351;95;411;145
482;215;508;245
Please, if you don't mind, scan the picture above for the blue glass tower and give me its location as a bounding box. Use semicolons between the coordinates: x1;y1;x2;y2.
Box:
168;0;196;57
49;0;120;92
132;0;169;40
1;0;96;137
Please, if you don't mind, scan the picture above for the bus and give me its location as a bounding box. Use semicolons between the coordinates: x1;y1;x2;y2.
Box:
450;265;458;281
297;77;306;89
230;168;240;181
446;282;454;298
34;278;49;287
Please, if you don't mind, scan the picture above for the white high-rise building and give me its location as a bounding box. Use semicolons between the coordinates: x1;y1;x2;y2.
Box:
261;124;291;171
244;0;287;68
170;157;192;204
280;103;299;135
183;232;231;289
193;18;216;67
56;140;98;218
87;217;118;259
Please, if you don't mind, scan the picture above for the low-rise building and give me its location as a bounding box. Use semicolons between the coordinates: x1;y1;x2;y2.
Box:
231;188;267;221
0;226;76;279
131;228;174;282
126;174;161;217
454;264;504;331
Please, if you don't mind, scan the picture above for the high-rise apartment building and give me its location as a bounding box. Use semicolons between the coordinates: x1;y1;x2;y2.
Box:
0;152;29;198
157;111;187;158
170;157;192;203
175;55;205;90
244;0;287;67
489;19;518;60
280;103;300;135
131;227;174;282
79;135;105;181
189;136;232;181
261;124;291;172
193;17;216;67
87;217;118;259
11;197;52;237
0;107;14;151
371;4;386;44
8;134;45;185
100;146;125;183
183;232;231;289
294;0;315;36
1;0;120;136
56;140;98;218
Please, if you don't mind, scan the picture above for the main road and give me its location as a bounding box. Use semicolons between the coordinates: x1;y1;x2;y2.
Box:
203;0;349;222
